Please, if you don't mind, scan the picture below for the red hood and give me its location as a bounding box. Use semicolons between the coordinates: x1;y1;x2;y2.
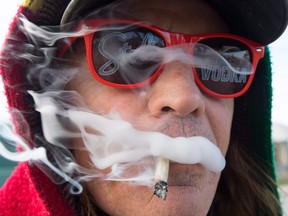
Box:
0;162;75;216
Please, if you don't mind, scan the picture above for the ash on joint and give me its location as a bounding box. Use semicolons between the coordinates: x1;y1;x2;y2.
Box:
154;180;168;200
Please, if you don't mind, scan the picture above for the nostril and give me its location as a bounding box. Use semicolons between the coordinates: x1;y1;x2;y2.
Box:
161;106;173;112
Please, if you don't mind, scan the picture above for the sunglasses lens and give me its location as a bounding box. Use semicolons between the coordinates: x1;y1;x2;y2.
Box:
194;37;252;96
91;25;165;85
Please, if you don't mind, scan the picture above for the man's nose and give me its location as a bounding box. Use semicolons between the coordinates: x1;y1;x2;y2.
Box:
147;61;205;118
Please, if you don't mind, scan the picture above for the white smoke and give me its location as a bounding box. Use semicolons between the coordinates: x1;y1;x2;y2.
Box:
0;14;230;194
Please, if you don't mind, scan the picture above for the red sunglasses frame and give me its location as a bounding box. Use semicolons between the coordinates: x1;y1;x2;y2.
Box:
65;18;265;98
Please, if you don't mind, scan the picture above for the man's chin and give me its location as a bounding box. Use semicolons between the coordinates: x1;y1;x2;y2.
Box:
141;186;213;216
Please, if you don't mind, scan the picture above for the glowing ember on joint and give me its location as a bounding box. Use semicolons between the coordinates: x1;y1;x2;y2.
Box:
154;157;169;200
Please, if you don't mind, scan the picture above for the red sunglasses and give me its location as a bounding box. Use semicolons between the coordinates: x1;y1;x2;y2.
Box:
64;18;265;98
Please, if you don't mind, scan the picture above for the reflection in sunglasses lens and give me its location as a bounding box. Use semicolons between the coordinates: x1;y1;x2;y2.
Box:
194;38;252;95
92;25;165;84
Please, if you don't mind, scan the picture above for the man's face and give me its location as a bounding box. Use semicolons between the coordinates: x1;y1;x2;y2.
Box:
70;0;233;215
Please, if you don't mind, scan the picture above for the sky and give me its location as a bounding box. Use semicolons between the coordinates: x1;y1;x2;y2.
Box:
0;0;21;119
0;1;288;127
269;30;288;127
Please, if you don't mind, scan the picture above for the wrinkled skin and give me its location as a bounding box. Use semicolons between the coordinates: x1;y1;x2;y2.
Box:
70;0;234;215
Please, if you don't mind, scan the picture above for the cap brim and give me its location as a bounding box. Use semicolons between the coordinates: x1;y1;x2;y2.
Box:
61;0;288;45
207;0;288;45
